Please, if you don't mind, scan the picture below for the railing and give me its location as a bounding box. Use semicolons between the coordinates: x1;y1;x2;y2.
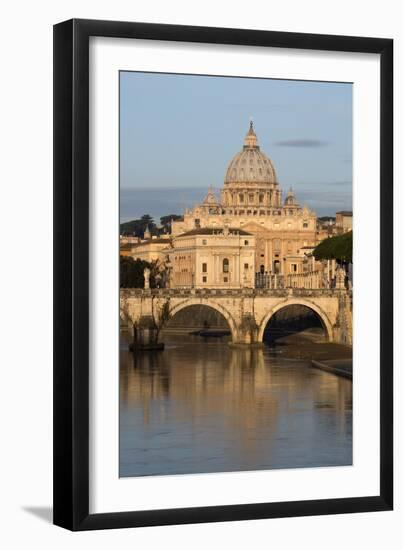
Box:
255;269;350;290
255;271;323;289
287;270;323;289
255;273;285;289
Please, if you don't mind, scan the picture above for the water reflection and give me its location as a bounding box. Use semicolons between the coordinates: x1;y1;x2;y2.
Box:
120;333;352;477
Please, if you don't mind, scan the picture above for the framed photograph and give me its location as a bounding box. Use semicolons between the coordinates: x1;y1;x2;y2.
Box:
53;19;393;530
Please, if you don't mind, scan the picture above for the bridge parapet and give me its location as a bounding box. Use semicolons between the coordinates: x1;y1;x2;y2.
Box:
120;287;350;299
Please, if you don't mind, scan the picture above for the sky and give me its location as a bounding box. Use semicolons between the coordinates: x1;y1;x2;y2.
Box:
120;71;352;222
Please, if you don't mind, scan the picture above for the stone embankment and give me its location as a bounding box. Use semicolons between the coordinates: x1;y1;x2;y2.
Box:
274;329;352;379
311;359;352;379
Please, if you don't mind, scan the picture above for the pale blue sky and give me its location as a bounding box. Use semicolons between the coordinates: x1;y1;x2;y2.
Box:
120;71;352;221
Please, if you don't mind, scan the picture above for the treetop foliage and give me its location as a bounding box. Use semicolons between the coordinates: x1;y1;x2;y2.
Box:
120;256;157;288
120;213;183;237
313;231;352;263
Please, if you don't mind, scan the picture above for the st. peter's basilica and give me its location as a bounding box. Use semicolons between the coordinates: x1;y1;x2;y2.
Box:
121;122;349;289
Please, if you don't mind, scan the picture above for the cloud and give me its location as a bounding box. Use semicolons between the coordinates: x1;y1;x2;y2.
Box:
292;180;352;188
273;139;329;148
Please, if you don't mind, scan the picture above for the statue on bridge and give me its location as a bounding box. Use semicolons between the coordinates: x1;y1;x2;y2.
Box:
144;267;151;290
335;266;346;289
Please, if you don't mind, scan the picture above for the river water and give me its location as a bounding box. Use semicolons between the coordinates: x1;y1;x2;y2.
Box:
120;333;352;477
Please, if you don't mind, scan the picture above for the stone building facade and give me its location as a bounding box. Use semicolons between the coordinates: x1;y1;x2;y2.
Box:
168;227;255;289
170;122;317;280
335;211;353;233
122;122;347;289
123;237;171;264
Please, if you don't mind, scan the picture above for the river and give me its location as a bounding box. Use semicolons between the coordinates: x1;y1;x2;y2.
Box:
120;332;352;477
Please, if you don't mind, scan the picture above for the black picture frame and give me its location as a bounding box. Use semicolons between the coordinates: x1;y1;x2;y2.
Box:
53;18;393;531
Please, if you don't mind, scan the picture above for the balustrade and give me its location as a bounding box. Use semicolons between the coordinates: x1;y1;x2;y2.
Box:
255;273;285;289
255;270;325;289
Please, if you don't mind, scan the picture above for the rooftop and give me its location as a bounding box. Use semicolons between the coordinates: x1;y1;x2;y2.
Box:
336;211;353;216
121;237;171;249
178;227;252;237
120;243;134;251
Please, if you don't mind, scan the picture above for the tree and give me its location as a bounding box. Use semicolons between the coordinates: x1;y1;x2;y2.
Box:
120;256;157;288
139;214;155;230
313;231;352;264
120;214;157;238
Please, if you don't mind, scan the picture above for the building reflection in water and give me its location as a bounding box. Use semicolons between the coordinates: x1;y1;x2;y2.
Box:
120;333;352;477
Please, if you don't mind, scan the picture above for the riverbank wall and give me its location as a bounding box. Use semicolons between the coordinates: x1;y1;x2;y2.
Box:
311;359;352;379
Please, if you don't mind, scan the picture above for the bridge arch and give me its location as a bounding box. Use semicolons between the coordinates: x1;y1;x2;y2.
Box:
257;298;334;343
166;298;238;342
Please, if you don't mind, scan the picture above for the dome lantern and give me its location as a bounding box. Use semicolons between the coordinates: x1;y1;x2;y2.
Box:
243;120;258;149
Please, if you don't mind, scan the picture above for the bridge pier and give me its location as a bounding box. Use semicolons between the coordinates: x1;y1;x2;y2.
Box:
230;314;263;346
130;315;164;351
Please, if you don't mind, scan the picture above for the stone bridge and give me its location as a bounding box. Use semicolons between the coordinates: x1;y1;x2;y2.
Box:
120;288;352;346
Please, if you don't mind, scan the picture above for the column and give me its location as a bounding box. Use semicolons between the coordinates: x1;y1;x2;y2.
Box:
281;242;285;275
331;258;336;281
327;259;330;288
264;240;269;272
269;239;273;274
234;254;239;286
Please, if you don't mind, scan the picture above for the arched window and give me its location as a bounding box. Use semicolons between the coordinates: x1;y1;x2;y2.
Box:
239;193;244;203
223;258;229;273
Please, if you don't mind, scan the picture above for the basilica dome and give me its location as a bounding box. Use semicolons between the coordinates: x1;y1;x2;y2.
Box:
224;122;277;186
